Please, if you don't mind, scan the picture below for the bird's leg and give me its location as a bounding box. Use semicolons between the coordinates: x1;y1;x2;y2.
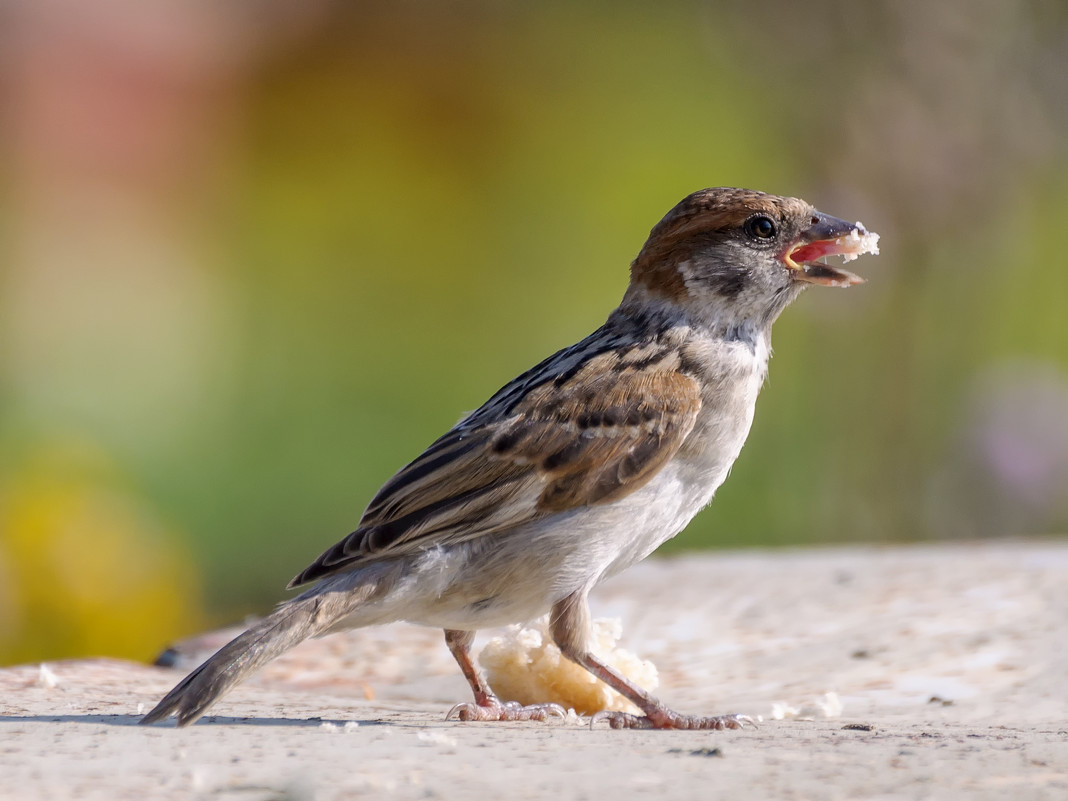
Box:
549;592;755;731
442;628;565;722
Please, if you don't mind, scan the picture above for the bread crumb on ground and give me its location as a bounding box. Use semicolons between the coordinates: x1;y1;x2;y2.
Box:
37;664;59;689
770;692;843;720
478;617;658;716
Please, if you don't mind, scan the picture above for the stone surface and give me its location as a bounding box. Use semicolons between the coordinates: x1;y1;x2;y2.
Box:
2;541;1067;800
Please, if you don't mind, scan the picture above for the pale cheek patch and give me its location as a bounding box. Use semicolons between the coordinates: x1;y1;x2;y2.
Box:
676;259;702;296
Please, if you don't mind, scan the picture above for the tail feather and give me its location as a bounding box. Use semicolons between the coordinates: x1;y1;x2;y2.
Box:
141;576;388;726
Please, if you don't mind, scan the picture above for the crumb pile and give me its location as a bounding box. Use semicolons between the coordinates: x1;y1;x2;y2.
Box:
478;617;658;716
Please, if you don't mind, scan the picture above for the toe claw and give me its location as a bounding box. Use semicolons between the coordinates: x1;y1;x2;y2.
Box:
446;702;483;721
543;703;568;720
445;703;467;721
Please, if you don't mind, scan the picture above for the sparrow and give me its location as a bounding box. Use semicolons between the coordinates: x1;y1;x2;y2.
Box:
142;187;878;730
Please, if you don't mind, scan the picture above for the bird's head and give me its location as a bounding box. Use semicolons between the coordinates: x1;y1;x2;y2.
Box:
626;187;879;330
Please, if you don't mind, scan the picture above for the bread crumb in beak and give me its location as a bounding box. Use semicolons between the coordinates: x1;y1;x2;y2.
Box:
839;224;880;263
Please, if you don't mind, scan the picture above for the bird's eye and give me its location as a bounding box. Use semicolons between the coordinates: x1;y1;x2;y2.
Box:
744;215;777;240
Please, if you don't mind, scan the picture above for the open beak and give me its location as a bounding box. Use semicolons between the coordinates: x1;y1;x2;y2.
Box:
781;213;880;287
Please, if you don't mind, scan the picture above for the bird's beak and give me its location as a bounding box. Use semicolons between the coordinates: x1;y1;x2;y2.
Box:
781;213;880;287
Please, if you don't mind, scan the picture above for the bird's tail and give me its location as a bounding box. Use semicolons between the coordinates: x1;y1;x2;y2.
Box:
141;569;397;727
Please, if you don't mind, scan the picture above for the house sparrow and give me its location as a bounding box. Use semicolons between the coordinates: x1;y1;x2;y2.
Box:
142;187;878;730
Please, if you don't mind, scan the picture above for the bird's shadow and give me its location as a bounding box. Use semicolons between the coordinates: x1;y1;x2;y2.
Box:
0;713;392;728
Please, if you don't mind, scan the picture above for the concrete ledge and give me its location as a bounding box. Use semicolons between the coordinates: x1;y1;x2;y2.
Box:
3;541;1067;799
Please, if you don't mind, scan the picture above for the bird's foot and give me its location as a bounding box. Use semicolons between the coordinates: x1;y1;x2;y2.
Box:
591;708;756;731
446;698;567;722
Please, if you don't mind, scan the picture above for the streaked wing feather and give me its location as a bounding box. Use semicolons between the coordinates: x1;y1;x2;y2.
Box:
288;350;701;587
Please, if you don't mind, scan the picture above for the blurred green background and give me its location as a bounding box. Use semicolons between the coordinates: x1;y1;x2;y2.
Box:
2;1;1067;665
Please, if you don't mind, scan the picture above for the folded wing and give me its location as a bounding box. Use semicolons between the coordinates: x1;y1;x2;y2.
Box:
288;353;701;587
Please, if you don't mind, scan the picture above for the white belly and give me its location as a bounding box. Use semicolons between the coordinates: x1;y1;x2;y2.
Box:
393;446;742;632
